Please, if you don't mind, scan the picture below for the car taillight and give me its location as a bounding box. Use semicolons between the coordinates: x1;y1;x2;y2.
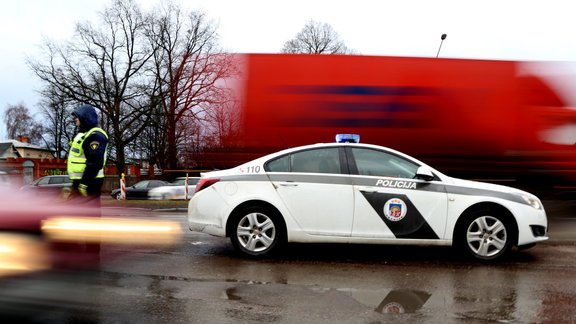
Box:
194;178;220;193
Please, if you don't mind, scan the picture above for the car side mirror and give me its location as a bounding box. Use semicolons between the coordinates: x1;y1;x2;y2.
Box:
415;166;435;181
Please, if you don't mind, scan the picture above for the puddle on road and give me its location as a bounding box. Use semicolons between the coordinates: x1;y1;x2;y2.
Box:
315;287;431;314
222;281;431;314
97;270;576;323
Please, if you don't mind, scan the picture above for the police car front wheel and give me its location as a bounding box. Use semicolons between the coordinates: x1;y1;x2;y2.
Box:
457;210;516;261
229;206;285;257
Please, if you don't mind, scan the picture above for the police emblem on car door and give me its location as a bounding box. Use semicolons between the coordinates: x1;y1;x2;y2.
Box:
347;147;448;239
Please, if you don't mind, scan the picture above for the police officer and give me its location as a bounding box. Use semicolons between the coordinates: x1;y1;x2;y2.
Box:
67;104;108;206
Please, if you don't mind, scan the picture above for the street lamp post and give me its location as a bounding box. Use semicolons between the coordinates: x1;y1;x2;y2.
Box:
436;34;447;58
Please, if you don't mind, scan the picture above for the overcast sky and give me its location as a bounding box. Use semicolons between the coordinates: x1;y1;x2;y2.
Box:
1;0;575;139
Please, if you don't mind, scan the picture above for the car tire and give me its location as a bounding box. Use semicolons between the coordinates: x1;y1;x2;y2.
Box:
229;206;286;257
114;192;122;200
456;209;516;261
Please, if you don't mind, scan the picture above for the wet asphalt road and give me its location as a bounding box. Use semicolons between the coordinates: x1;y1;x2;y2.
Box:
97;231;576;324
3;200;576;323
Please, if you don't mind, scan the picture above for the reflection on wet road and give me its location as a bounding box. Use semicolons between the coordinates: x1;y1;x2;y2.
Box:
2;208;576;323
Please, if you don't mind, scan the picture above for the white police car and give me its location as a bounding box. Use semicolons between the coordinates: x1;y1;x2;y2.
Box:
188;135;548;261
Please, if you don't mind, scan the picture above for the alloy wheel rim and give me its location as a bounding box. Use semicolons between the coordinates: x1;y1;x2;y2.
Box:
466;215;507;257
236;212;276;252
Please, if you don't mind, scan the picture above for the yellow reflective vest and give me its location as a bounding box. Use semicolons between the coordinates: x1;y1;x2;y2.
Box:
67;127;108;180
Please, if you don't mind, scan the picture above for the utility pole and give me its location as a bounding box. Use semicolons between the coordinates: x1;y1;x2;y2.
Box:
436;34;447;58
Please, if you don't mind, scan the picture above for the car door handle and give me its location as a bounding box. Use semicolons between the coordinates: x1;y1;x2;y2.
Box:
277;182;298;187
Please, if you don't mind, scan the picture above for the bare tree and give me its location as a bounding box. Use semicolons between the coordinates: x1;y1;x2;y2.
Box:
204;89;241;147
177;88;241;168
28;0;154;175
281;20;352;54
3;103;45;144
127;97;164;170
145;1;237;171
37;86;76;159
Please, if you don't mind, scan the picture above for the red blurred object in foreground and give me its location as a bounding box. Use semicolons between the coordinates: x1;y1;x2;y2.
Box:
0;186;182;320
0;187;181;276
0;187;103;273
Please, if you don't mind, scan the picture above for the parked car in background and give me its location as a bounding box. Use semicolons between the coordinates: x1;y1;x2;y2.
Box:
149;177;200;200
19;175;72;198
110;179;170;200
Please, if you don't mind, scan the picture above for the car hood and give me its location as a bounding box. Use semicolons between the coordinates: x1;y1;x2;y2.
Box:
447;176;535;198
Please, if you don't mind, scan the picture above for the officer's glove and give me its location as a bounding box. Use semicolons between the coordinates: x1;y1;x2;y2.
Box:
78;184;88;197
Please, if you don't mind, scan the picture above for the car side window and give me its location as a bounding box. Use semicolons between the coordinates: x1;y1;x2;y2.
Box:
37;177;50;185
351;148;419;179
266;155;290;172
134;181;148;189
50;177;64;184
150;181;165;188
291;148;341;174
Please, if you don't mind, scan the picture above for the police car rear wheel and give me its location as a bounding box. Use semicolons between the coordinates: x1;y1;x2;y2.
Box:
230;206;285;257
459;211;513;261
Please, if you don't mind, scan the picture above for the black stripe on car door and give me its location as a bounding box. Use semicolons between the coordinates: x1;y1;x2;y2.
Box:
360;192;439;239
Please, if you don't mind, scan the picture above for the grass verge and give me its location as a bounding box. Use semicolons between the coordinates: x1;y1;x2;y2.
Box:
102;198;188;209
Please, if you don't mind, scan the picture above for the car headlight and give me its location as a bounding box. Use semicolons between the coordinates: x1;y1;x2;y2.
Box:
520;194;542;210
0;233;51;277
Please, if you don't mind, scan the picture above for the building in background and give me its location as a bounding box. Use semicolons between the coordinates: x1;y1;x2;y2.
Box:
0;136;63;187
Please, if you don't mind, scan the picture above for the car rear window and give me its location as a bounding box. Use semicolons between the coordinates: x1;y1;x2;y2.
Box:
291;148;340;174
266;148;341;174
50;177;65;184
266;155;290;172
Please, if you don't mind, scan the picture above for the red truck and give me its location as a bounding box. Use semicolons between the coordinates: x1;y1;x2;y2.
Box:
207;54;576;195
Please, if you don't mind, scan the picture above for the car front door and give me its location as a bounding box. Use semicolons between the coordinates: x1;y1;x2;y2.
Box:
348;147;448;240
267;147;354;237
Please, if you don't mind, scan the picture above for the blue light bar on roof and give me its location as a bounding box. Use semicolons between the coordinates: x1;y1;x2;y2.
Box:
335;134;360;143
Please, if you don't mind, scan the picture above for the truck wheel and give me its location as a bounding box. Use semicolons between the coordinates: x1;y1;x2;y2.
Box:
230;206;285;257
457;210;515;261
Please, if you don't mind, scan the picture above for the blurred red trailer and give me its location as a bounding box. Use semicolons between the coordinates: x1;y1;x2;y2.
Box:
211;54;576;195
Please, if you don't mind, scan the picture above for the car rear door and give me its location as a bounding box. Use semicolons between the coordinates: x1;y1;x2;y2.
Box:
347;147;448;240
267;147;354;237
